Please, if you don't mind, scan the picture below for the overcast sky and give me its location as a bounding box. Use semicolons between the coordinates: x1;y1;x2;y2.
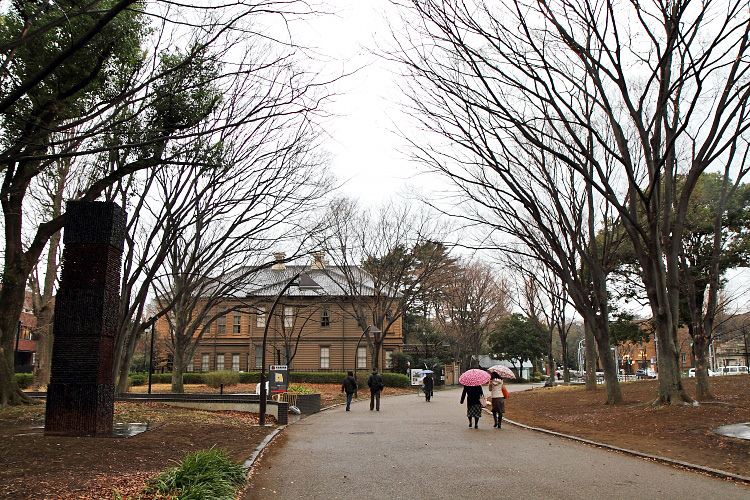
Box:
295;1;427;206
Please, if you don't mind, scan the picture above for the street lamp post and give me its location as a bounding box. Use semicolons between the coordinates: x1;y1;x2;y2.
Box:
259;272;321;426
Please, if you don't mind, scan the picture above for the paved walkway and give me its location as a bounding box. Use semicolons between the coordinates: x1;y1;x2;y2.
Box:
244;386;750;499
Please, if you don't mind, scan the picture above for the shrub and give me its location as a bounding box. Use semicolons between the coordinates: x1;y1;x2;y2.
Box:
381;373;410;388
390;352;412;374
182;373;204;385
289;372;346;384
239;372;260;384
203;371;240;388
129;375;146;386
14;373;33;390
288;384;317;394
149;373;172;384
144;448;246;500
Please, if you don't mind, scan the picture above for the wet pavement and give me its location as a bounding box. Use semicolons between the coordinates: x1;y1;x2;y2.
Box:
243;385;750;500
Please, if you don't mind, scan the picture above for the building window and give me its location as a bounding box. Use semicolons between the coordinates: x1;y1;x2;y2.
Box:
255;346;263;369
320;346;330;369
217;315;226;334
284;306;294;328
232;354;240;372
681;353;687;363
256;307;266;328
357;347;367;369
233;312;241;334
321;309;330;327
216;354;225;371
385;350;393;369
201;353;209;372
187;358;195;372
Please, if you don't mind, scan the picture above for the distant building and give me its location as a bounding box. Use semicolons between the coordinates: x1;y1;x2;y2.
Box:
614;327;693;375
477;355;533;380
155;252;404;374
713;315;750;368
15;291;37;373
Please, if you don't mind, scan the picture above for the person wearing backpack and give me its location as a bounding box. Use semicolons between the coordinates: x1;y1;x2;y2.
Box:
341;371;358;411
367;367;384;411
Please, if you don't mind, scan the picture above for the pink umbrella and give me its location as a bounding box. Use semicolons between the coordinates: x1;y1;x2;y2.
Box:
459;369;491;386
487;365;517;379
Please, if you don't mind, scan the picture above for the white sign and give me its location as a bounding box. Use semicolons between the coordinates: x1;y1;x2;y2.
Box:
410;369;424;386
269;365;288;371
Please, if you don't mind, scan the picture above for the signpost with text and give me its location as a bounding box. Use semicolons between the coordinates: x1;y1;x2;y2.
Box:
269;365;288;394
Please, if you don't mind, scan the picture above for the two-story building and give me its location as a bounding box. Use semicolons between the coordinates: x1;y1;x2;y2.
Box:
159;253;404;374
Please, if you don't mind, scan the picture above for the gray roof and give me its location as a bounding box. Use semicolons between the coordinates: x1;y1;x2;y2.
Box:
233;265;385;298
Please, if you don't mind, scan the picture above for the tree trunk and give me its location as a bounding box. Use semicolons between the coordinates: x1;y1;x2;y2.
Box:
0;266;35;406
693;334;712;400
584;322;597;390
652;315;693;405
595;339;622;405
171;355;185;393
31;321;53;390
560;334;570;383
115;325;142;393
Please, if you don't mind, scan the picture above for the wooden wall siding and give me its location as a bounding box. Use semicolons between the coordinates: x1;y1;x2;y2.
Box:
164;297;404;373
192;336;403;372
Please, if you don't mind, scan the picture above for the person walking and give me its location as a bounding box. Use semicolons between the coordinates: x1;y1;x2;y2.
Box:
460;383;485;429
488;372;506;428
341;371;358;411
367;367;384;411
423;373;434;402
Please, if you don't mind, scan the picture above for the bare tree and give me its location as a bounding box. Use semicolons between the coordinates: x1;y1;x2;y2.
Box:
508;258;573;383
0;1;335;405
390;0;750;404
321;199;454;370
150;130;331;392
433;258;510;369
26;143;89;388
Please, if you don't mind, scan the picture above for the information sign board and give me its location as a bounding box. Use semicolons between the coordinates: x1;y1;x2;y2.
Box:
269;365;288;393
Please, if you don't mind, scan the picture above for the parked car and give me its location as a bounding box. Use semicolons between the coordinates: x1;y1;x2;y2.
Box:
716;366;749;376
635;368;656;379
687;368;717;377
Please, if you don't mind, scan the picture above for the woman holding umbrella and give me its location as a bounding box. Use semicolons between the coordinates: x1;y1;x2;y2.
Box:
487;365;515;428
459;369;490;429
488;372;505;428
422;372;434;402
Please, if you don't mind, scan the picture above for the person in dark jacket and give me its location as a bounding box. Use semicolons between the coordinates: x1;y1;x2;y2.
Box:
460;384;485;428
423;373;434;402
341;371;358;411
367;368;384;411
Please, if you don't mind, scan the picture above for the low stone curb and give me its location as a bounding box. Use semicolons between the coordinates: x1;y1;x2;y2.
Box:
499;412;750;485
243;426;284;473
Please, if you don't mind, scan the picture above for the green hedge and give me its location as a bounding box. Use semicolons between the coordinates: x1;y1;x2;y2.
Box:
204;371;240;388
122;370;410;388
239;372;260;384
14;373;33;390
129;374;147;386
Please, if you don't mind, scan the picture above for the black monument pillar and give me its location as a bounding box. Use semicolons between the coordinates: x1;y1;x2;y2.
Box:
44;201;126;437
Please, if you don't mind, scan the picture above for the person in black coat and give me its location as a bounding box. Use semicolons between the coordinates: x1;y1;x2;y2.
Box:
367;368;384;411
423;373;434;402
460;385;484;428
341;371;358;411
